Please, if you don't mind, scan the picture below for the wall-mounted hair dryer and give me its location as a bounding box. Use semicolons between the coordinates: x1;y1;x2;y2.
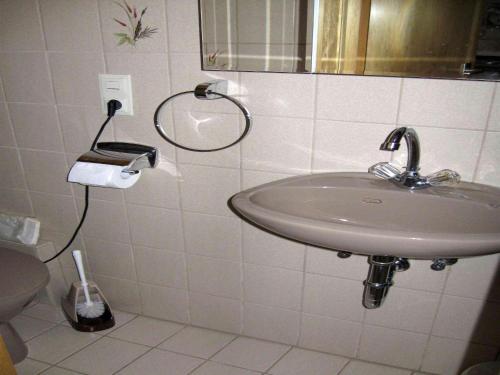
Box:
68;142;158;189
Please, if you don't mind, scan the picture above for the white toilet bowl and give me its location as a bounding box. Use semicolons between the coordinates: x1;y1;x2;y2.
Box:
0;247;49;363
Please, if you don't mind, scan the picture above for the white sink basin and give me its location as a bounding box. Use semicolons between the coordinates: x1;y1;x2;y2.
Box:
230;172;500;259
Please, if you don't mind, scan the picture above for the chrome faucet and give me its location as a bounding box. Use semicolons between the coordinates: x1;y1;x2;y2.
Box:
369;127;461;189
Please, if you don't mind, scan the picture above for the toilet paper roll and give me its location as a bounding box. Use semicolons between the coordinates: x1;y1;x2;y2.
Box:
68;162;141;189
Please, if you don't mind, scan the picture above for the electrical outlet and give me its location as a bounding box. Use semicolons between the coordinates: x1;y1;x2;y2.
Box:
99;74;133;116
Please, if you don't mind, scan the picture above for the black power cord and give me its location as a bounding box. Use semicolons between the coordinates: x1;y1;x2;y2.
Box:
43;100;122;263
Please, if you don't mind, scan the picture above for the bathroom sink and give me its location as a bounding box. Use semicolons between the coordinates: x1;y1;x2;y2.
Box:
230;172;500;259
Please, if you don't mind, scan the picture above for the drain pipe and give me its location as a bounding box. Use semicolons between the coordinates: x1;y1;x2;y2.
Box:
363;256;409;309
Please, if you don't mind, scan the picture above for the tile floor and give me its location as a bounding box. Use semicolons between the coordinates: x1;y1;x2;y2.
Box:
13;303;433;375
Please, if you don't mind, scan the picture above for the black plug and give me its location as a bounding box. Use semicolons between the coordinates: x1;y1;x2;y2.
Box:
107;99;122;117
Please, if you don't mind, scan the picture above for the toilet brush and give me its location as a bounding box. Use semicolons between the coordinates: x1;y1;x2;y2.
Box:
61;250;114;332
72;250;104;319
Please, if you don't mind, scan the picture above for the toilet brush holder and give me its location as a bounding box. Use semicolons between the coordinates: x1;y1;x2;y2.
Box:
61;281;115;332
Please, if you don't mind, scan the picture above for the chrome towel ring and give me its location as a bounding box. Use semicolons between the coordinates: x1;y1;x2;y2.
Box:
154;80;252;152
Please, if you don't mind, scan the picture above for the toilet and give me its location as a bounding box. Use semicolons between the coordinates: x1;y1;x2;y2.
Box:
461;361;500;375
0;247;49;363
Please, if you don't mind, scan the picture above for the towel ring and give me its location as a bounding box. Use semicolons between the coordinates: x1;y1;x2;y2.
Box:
154;80;252;152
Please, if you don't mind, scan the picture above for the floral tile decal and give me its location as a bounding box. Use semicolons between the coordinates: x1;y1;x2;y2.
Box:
113;0;158;46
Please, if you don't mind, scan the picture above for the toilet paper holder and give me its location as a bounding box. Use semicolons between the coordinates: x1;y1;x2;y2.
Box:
76;142;158;175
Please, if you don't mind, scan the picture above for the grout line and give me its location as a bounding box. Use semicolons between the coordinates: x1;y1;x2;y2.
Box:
310;74;319;172
471;84;497;182
237;71;245;336
186;360;209;375
296;246;308;346
122;202;143;314
395;78;405;125
264;345;294;374
418;266;453;371
163;0;193;326
51;335;105;368
0;81;35;218
337;359;351;375
110;347;157;375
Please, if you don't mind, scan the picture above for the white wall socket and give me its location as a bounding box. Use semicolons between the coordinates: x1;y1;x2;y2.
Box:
99;74;133;116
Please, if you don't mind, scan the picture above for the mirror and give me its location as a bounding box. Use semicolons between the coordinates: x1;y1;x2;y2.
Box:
198;0;500;80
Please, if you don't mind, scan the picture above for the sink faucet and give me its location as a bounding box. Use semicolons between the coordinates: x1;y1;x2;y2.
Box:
370;127;460;189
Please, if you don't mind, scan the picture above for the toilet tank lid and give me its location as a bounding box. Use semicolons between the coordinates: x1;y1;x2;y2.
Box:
0;247;49;299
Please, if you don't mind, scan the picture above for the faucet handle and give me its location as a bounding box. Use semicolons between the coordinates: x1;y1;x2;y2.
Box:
425;169;461;186
368;162;402;180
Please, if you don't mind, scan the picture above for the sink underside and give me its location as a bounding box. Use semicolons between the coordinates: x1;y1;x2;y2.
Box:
230;172;500;259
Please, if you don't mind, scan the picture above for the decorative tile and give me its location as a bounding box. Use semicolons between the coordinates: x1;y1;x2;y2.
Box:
99;0;167;53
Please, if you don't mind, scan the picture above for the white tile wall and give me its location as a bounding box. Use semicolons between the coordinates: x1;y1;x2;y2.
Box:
358;325;428;370
313;120;393;172
243;303;300;345
303;274;365;322
0;0;45;51
0;0;499;372
316;75;401;124
40;0;102;52
398;79;495;129
242;115;313;174
299;314;362;357
9;103;64;152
